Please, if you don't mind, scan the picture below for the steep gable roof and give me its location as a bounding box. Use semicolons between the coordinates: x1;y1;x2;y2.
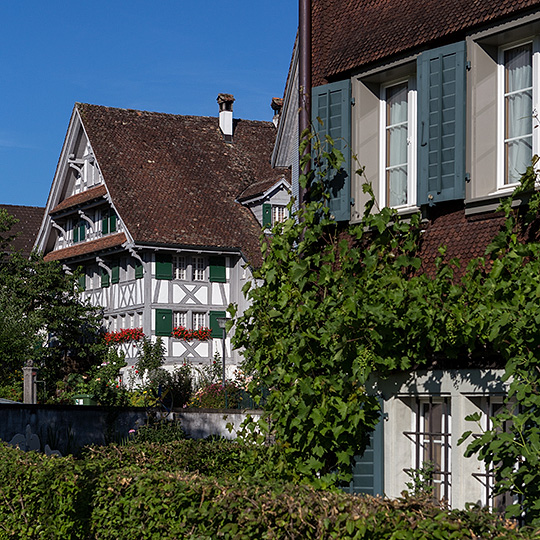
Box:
0;204;45;257
312;0;539;85
76;103;283;264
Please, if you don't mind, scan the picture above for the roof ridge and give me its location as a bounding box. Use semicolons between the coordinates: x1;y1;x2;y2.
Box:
76;102;275;127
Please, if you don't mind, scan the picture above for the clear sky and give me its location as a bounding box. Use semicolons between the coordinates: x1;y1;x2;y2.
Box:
0;1;298;208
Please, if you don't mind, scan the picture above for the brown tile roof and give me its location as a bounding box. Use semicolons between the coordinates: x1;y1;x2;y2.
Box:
312;0;540;85
51;185;107;214
44;232;127;262
418;203;504;279
0;204;45;257
76;103;282;266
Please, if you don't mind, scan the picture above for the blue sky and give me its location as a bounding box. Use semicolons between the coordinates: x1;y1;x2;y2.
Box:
0;2;298;207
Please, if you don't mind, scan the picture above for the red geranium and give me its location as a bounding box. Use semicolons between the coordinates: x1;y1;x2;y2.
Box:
104;328;145;345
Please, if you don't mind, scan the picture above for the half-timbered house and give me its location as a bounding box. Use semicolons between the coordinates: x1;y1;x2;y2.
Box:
34;96;289;374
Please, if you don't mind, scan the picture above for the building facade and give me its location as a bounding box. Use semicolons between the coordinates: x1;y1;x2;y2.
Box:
273;0;540;509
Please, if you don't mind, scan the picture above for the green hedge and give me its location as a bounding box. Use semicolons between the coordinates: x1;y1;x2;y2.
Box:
0;442;536;540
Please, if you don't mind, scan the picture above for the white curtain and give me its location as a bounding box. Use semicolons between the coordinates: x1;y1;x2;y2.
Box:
505;44;533;184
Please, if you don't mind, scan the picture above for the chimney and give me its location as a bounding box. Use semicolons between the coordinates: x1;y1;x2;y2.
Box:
271;97;283;127
217;93;235;142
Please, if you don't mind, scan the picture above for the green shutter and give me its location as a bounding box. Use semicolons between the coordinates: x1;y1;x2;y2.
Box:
77;272;86;292
135;260;144;279
155;309;173;336
418;41;467;205
110;212;117;233
73;223;79;243
79;222;86;241
209;310;226;338
102;214;109;235
262;203;272;227
209;256;226;282
101;268;110;288
155;254;173;280
111;261;120;284
347;400;385;495
312;79;352;221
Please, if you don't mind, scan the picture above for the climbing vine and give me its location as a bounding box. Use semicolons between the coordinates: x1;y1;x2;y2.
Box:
232;128;540;522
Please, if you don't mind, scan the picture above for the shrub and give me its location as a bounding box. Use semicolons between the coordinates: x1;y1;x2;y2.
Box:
128;420;187;444
0;441;534;540
189;380;241;409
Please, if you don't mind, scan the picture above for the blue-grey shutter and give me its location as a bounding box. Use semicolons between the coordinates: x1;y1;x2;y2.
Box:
312;80;351;221
417;41;466;205
347;402;384;495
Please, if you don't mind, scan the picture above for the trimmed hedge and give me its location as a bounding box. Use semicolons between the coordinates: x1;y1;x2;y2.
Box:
0;442;537;540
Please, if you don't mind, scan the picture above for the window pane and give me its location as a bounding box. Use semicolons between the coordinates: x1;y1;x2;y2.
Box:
506;136;533;184
174;311;187;328
387;167;408;206
193;312;206;329
505;45;532;93
173;255;186;280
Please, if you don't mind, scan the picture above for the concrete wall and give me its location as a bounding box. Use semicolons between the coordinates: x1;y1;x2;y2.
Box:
174;409;263;440
0;404;262;455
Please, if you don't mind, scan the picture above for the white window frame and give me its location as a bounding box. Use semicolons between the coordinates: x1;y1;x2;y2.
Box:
193;256;205;281
497;37;540;190
379;77;417;210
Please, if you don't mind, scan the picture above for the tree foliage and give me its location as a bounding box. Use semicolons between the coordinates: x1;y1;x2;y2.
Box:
0;210;105;392
233;128;540;522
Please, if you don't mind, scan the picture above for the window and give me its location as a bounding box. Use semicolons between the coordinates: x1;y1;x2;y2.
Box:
272;205;287;224
405;398;451;502
101;210;117;235
499;41;536;186
380;80;417;208
174;311;187;328
193;256;205;281
193;312;206;329
173;255;187;280
471;396;514;512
